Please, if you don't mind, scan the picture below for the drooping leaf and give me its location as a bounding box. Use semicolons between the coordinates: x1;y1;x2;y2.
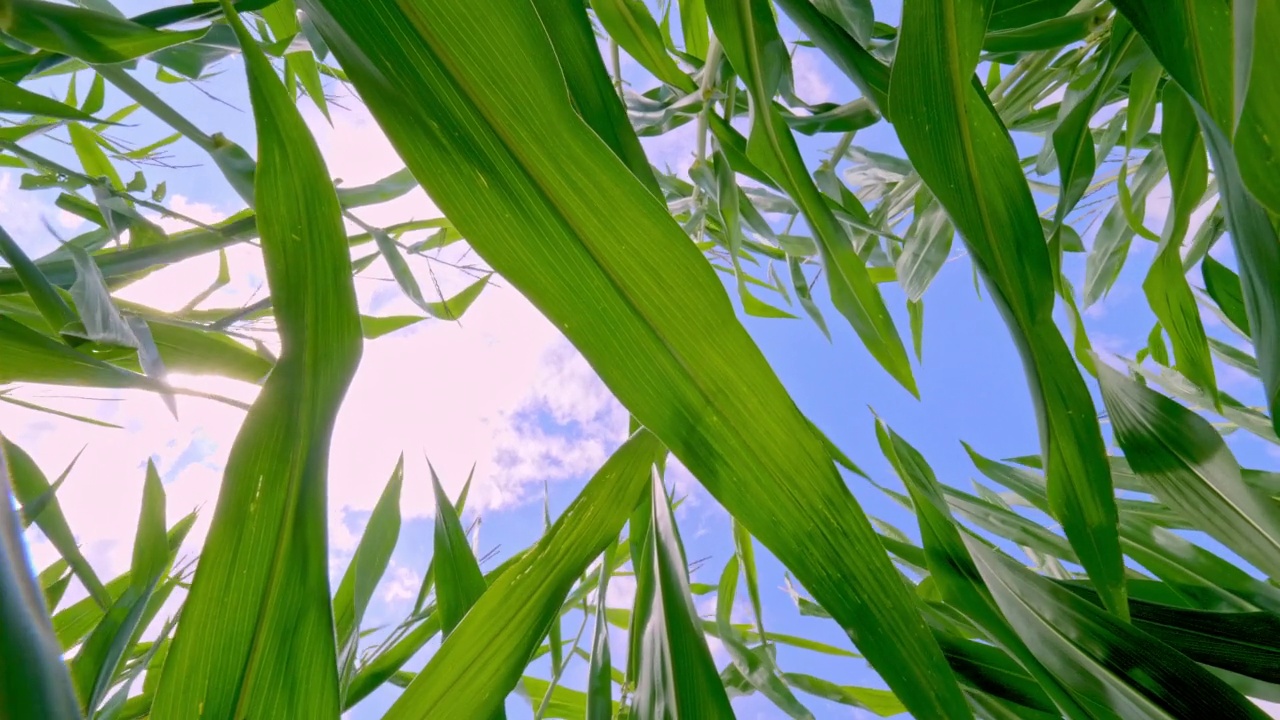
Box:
1140;82;1214;395
969;537;1270;719
1097;361;1280;579
891;0;1125;618
0;0;206;65
707;0;917;395
590;0;696;93
149;4;363;717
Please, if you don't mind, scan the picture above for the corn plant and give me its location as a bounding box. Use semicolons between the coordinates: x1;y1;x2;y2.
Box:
1;0;1278;718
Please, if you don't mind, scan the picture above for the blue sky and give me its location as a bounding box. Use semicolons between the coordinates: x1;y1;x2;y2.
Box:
3;1;1277;718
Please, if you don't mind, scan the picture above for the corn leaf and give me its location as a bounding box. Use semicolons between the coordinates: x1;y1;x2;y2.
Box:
890;0;1124;618
631;473;737;718
0;447;81;720
149;4;363;717
707;0;916;395
382;430;661;718
299;1;967;715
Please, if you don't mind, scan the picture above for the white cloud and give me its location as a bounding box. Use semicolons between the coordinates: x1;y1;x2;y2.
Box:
790;48;833;105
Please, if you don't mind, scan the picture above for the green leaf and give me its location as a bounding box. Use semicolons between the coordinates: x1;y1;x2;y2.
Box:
0;0;206;64
586;546;615;720
780;673;903;717
1112;0;1280;436
0;227;79;334
1234;2;1280;215
707;0;916;395
876;421;1090;719
590;0;696;93
1082;148;1166;306
0;77;103;121
68;461;167;715
678;0;709;57
429;462;487;639
1097;361;1280;578
968;537;1270;719
67;124;123;190
631;472;737;718
0;445;81;720
896;191;953;302
1;435;110;608
890;0;1125;618
334;457;403;692
149;3;363;717
1202;255;1251;337
302;1;967;713
382;430;662;719
715;556;812;718
809;0;873;45
1141;83;1214;395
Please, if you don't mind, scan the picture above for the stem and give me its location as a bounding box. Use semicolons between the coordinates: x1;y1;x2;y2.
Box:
690;37;724;211
610;40;623;98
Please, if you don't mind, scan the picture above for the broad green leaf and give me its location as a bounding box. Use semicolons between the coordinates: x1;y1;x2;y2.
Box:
382;431;662;719
68;461;167;715
1097;362;1280;578
982;9;1109;54
0;0;206;64
1062;582;1280;685
0;447;81;720
810;0;873;45
531;0;660;196
334;457;403;692
0;315;158;389
707;0;916;395
631;472;736;718
300;2;968;716
1049;19;1139;234
988;0;1078;32
891;0;1124;618
969;538;1270;719
1;435;109;608
590;0;696;93
1141;82;1214;395
774;0;890;114
149;4;363;718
